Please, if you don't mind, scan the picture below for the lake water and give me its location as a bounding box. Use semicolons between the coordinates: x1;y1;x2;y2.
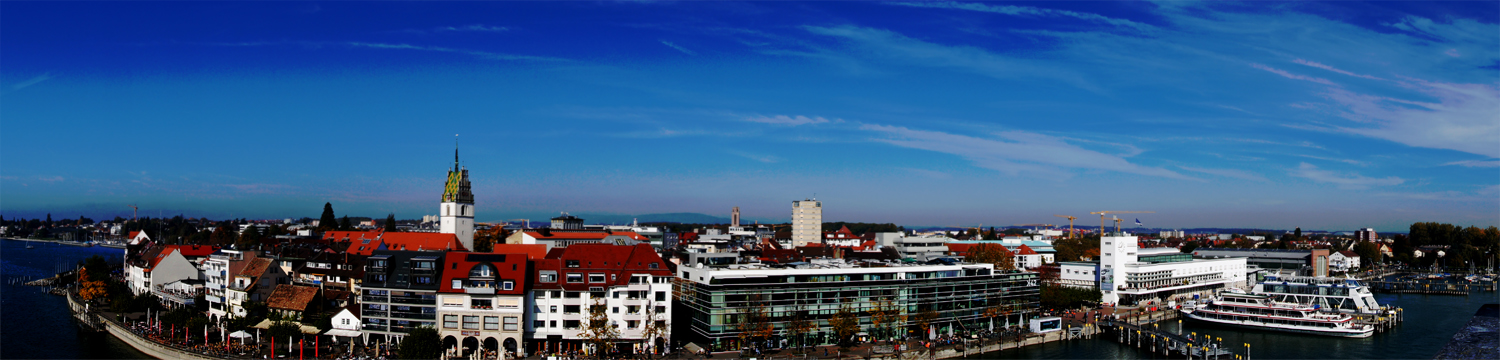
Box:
4;238;1495;359
0;239;146;359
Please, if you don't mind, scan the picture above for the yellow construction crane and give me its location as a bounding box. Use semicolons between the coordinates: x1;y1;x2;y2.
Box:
1089;211;1154;235
1054;215;1078;239
128;204;139;222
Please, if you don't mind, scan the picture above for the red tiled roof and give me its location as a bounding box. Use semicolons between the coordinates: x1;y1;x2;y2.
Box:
531;243;672;291
266;284;319;312
382;232;466;251
129;231;142;239
239;258;273;278
148;245;220;271
438;252;530;294
522;230;647;241
1017;244;1039;255
492;244;548;259
1338;250;1359;257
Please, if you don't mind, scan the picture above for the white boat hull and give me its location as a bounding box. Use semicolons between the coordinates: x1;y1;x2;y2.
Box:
1183;310;1374;338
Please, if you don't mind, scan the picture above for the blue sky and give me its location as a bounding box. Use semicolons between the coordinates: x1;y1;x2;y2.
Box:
2;1;1496;232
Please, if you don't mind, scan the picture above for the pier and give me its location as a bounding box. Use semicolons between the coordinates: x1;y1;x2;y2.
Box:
1366;280;1497;294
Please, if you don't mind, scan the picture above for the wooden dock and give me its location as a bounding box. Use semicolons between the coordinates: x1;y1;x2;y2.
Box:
1367;280;1496;294
1105;314;1239;360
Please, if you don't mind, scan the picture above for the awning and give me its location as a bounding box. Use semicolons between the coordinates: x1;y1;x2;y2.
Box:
251;319;323;334
324;329;362;337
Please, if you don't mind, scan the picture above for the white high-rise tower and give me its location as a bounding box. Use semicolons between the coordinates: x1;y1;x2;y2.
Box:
440;146;475;250
791;199;821;247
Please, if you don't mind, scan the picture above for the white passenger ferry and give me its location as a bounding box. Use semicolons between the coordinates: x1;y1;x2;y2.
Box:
1182;292;1375;338
1252;275;1382;314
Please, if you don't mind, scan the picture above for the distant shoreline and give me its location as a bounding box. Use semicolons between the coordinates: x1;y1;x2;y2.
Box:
2;237;127;249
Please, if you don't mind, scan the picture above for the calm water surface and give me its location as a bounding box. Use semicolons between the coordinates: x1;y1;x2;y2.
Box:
1;239;146;359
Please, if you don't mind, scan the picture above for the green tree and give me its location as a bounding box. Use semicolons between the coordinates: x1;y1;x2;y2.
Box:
384;213;397;232
1353;241;1381;268
964;243;1015;271
736;294;774;353
398;326;442;359
786;306;813;351
318;203;338;232
339;216;352;231
1181;241;1199;253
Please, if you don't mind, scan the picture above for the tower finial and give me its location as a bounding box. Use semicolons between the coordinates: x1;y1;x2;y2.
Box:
454;134;460;169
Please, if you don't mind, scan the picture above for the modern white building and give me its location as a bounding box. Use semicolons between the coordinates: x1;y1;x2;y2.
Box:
440;148;476;251
1328;251;1361;271
1158;230;1185;238
203;249;259;319
527;244;674;356
1095;234;1247;306
791;199;822;248
875;232;948;261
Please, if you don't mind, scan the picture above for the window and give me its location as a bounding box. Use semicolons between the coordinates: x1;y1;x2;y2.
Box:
566;274;583;283
470;264;495;278
550;305;558;313
504;317;519;331
655;291;667;301
627;320;639;329
443;315;458;329
539;271;557;283
627;305;640;314
342;319;350;325
484;316;500;330
414;276;433;285
612;307;619;314
564;305;580;314
452;279;463;289
472;299;493;309
502;281;514;291
533;320;545;329
550;320;557;328
463;316;480;330
564;292;581;299
648;263;659;269
551;291;561;298
589;274;606;283
372;274;387;282
566;260;580;268
655;306;666;314
563;320;580;329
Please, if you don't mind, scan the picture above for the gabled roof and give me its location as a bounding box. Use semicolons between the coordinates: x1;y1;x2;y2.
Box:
491;244;548;260
1016;244;1039;255
147;245;220;271
530;243;672;291
381;232;466;251
266;284;319;312
438;252;529;294
1337;250;1359;258
239;258;273;278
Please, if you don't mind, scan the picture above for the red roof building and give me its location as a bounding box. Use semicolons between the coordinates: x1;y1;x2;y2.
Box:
327;230;467;255
529;243;674;350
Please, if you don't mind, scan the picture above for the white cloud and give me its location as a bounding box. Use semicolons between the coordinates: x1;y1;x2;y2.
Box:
660;40;696;55
345;42;569;62
1250;63;1337;86
1176;166;1268;182
898;168;952;180
803;25;1100;92
1289;162;1403;189
860;124;1196;180
1442;159;1500;168
1323;79;1500;158
729;151;781;164
1292;59;1383;80
889;1;1154;32
10;73;52;91
743;114;837;126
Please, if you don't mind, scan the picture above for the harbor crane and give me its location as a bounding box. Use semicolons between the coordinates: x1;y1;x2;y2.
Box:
1089;211;1154;235
1054;215;1078;239
128;205;138;222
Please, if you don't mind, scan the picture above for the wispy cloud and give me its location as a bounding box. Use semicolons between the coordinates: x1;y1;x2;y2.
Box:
743;114;837;126
9;73;52;91
1289;162;1402;189
1292;59;1383;80
889;1;1154;32
861;124;1197;180
803;25;1100;92
729;150;781;164
1321;79;1500;158
660;40;696;55
1443;159;1500;168
1250;63;1337;86
398;24;509;34
1177;166;1268;182
1294;154;1367;167
344;42;570;62
899;168;952;180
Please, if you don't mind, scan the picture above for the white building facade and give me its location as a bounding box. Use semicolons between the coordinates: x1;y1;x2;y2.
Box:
790;199;822;248
1098;234;1247;306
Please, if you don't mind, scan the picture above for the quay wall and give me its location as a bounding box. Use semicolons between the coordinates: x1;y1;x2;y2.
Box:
67;291;224;360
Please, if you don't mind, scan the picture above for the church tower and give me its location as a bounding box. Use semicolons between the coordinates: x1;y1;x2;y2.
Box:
440;145;475;250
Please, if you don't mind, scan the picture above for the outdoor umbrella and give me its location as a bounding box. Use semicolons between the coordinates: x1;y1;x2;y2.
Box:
230;330;253;345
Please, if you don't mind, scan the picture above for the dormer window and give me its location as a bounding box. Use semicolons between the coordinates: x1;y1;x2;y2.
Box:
470;264;496;278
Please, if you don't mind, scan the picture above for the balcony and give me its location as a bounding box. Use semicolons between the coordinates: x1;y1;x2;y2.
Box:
362;323;388;332
362;309;389;318
388;311;437;320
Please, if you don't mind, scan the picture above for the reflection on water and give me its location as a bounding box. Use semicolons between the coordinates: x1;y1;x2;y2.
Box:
1;239;147;359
